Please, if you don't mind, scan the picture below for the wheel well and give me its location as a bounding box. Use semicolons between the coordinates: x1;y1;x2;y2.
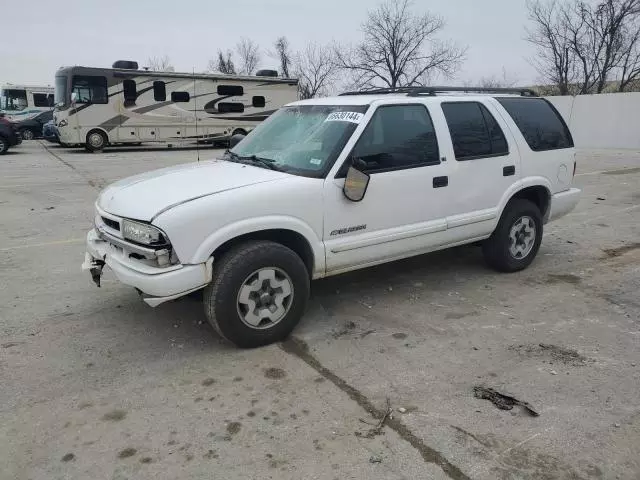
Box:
232;128;247;136
511;186;551;218
212;229;314;277
86;128;108;142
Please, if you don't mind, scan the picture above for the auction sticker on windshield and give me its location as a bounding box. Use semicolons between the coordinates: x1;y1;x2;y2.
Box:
325;111;364;123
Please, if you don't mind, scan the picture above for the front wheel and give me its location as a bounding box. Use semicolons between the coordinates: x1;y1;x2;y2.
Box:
85;130;107;152
21;129;35;140
482;199;543;272
203;240;310;348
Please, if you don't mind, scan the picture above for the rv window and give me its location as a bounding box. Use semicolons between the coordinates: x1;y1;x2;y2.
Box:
33;93;52;108
153;81;166;101
171;91;190;102
218;102;245;113
252;96;266;108
71;75;108;104
48;94;54;106
217;85;244;96
1;89;28;111
123;80;137;103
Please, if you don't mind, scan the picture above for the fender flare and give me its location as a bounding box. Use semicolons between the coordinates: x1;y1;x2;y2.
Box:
189;215;326;276
496;177;552;222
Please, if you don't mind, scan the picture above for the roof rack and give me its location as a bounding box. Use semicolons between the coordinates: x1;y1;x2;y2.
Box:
339;86;538;97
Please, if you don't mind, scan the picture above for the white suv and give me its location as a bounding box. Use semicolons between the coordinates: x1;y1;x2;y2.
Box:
82;87;580;347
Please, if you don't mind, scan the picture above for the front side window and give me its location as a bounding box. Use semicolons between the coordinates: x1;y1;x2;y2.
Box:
442;102;509;160
71;75;108;104
1;89;28;111
496;97;573;151
54;76;68;106
229;104;369;178
351;104;440;173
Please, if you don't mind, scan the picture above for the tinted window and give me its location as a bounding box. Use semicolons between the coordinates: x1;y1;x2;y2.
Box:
217;85;243;96
252;96;265;108
479;104;508;155
72;75;108;104
442;102;492;159
47;94;54;106
123;80;136;103
497;98;573;151
33;93;51;107
171;91;190;102
352;105;439;173
153;81;166;101
218;102;244;113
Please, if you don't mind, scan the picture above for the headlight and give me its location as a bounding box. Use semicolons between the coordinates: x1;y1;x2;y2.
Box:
57;119;68;127
122;219;168;246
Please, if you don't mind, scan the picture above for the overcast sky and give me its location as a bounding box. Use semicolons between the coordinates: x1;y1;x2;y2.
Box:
0;0;538;88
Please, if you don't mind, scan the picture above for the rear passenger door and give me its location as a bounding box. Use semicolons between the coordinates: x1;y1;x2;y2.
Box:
437;100;521;241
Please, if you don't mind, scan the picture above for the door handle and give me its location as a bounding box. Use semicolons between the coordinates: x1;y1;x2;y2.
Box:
433;176;448;188
503;165;515;176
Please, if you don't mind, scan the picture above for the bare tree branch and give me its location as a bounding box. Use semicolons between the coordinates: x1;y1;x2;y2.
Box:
272;36;293;78
147;55;175;72
334;0;466;89
295;43;338;99
209;50;236;75
236;37;261;75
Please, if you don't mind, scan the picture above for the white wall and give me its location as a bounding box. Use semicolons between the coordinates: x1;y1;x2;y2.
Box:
544;93;640;150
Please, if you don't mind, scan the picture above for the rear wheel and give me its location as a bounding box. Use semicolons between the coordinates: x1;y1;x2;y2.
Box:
203;240;310;348
0;136;8;154
21;129;35;140
85;130;107;152
232;128;247;136
482;199;543;272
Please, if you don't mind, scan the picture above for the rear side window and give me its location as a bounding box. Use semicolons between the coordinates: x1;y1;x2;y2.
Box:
442;102;508;160
153;81;166;101
218;102;244;113
252;95;265;108
171;91;190;102
217;85;243;96
496;98;573;151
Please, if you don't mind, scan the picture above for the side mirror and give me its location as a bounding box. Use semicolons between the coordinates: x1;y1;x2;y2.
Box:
343;166;370;202
229;133;245;149
70;92;78;104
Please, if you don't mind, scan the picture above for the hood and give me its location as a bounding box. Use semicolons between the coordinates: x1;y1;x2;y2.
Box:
98;159;289;221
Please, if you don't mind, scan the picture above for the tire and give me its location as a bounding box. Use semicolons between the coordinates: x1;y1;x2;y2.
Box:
21;129;35;141
203;240;310;348
482;199;543;273
0;136;8;155
85;130;107;152
232;128;247;137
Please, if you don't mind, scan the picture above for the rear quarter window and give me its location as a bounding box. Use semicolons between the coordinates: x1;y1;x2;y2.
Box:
496;98;573;151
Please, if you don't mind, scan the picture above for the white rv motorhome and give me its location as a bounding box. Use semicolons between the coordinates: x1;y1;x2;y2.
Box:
1;84;54;121
54;61;298;151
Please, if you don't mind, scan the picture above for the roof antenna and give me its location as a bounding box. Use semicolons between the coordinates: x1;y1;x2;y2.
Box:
193;67;200;162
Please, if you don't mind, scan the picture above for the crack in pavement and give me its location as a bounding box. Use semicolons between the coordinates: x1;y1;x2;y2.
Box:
41;142;105;190
280;336;471;480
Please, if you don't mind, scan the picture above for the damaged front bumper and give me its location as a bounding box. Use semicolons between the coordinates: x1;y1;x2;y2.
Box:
82;229;213;306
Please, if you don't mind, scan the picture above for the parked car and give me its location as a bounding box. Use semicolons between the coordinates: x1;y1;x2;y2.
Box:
0;114;22;154
42;120;59;143
14;110;53;140
82;86;580;348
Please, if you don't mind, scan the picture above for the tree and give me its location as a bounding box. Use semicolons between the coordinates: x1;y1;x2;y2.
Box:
273;36;293;78
526;0;640;94
525;0;577;95
236;37;261;75
147;55;175;72
334;0;466;89
296;43;338;99
209;49;236;75
465;68;517;88
617;24;640;90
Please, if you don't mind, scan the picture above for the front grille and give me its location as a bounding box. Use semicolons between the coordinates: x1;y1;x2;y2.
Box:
101;216;120;231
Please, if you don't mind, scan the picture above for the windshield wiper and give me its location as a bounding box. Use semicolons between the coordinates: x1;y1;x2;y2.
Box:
224;150;282;171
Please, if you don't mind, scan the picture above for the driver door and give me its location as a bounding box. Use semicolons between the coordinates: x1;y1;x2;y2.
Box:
323;103;451;275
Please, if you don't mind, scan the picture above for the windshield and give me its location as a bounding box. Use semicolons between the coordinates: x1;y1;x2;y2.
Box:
55;76;68;106
0;88;28;111
229;104;369;178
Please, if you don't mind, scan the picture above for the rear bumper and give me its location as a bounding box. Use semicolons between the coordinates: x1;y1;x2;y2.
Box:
83;229;212;306
548;188;581;222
